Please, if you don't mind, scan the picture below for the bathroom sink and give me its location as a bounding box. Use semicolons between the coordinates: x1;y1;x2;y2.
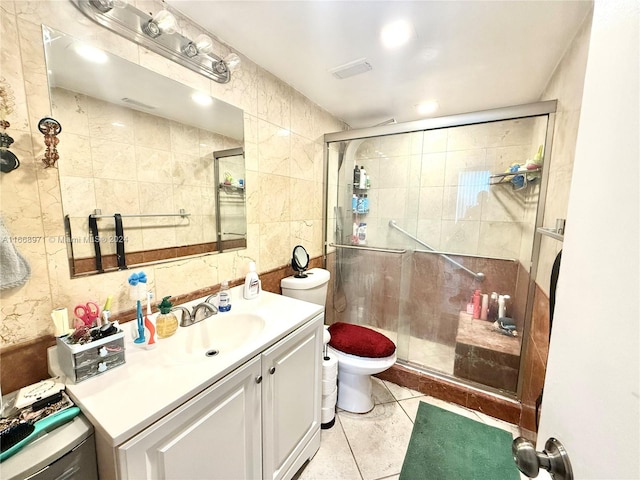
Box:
167;313;266;365
202;313;266;350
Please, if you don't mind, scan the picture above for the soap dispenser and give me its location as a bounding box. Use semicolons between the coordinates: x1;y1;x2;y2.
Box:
243;262;261;300
156;296;178;338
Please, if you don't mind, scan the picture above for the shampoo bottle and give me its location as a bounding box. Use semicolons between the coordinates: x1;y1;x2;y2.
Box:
243;262;261;300
472;289;481;319
360;166;367;189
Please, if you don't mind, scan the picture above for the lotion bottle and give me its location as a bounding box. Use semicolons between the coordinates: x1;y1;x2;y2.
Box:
243;262;261;300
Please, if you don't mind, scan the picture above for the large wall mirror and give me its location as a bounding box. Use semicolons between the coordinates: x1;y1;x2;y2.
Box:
42;26;247;277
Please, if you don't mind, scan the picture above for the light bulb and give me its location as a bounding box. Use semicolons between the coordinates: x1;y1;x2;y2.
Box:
153;10;177;35
144;9;178;38
223;53;241;72
416;100;439;116
194;34;213;55
381;20;412;48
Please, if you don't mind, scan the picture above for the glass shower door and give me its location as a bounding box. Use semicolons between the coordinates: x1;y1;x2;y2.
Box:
326;112;550;395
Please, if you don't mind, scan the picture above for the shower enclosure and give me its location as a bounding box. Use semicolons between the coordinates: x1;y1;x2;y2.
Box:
324;102;555;397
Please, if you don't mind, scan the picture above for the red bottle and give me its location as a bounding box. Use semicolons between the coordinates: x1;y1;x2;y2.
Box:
472;289;482;319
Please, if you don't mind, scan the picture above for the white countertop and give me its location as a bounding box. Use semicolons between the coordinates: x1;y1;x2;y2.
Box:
58;288;323;446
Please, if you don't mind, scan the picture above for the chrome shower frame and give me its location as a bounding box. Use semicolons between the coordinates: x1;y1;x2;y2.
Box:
322;100;557;401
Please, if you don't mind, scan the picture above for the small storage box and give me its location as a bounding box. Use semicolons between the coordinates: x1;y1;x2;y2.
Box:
56;329;125;383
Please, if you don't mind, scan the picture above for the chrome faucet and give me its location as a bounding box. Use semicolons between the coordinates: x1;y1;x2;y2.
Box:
192;302;217;323
171;306;193;327
171;301;218;327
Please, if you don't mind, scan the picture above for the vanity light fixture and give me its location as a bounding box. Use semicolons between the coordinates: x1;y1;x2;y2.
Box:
71;0;240;84
182;34;214;58
142;9;178;38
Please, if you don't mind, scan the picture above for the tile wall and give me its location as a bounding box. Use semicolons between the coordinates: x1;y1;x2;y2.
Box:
0;0;344;390
340;117;545;265
54;87;240;260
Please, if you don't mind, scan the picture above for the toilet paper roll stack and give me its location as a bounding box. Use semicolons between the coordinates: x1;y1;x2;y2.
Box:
321;353;338;426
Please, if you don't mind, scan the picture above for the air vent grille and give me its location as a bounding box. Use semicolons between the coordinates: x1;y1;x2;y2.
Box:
329;58;372;80
121;98;156;109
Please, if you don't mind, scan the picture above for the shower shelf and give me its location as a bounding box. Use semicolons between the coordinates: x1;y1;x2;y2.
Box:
537;227;564;241
219;183;245;194
489;166;542;186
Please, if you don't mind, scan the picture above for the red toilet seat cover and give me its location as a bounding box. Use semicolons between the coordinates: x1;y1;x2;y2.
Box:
328;322;396;358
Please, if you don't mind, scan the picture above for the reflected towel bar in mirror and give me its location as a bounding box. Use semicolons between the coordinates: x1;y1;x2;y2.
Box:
90;209;190;219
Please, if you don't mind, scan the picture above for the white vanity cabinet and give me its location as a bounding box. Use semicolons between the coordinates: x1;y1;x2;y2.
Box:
115;313;323;480
261;314;323;480
117;356;263;479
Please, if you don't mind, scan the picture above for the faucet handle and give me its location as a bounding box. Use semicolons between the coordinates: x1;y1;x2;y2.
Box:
171;306;193;327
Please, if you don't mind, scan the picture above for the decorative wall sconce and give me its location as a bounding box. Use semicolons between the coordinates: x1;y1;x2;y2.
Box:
0;78;20;174
38;117;62;169
71;0;240;84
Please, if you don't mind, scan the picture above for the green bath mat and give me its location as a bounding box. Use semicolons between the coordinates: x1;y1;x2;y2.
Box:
399;402;520;480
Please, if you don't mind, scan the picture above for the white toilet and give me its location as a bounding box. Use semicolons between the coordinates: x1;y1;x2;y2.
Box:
280;267;397;414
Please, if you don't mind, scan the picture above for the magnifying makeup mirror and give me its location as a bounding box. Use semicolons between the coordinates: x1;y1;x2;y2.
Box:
291;245;310;278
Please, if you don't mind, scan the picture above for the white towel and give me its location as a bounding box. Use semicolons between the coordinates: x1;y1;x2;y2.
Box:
0;217;31;290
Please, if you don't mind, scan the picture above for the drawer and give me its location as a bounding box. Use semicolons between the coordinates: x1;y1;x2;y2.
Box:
74;352;125;383
72;338;124;368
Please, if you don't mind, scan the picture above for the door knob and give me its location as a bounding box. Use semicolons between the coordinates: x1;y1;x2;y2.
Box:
269;367;276;374
255;375;262;384
512;437;573;480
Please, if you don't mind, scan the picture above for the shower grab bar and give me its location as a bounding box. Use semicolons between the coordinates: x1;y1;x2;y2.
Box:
388;220;485;281
329;243;406;254
414;249;515;263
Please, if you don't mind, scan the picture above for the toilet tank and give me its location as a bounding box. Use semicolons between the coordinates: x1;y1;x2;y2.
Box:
280;268;330;306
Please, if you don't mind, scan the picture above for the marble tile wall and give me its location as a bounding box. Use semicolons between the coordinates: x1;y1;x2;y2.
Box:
535;11;592;296
328;249;519;346
348;118;545;262
0;0;345;365
54;87;238;260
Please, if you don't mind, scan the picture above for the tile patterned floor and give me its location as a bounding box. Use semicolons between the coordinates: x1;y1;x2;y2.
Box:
294;378;523;480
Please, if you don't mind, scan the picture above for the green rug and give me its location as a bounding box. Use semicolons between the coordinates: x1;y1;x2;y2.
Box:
399;402;520;480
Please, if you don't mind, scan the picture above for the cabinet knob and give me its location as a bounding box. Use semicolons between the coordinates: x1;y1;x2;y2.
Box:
269;367;276;375
255;375;262;384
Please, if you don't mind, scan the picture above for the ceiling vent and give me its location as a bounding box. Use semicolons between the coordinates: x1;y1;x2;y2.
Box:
329;58;372;80
121;97;156;109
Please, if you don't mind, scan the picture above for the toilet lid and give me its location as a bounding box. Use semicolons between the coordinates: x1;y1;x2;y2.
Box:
328;322;396;358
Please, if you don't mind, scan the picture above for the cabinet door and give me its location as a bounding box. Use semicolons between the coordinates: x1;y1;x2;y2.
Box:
118;356;262;480
261;315;323;480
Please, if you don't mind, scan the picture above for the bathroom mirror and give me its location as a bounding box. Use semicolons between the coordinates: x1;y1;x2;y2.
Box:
42;26;247;277
291;245;310;277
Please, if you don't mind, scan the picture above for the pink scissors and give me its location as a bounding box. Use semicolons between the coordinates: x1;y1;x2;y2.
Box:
74;302;100;327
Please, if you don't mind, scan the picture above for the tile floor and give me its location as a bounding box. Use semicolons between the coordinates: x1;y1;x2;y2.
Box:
294;378;524;480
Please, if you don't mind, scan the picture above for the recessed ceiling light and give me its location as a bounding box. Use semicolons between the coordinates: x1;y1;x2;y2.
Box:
381;20;412;48
74;43;108;64
416;100;439;116
191;92;213;106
